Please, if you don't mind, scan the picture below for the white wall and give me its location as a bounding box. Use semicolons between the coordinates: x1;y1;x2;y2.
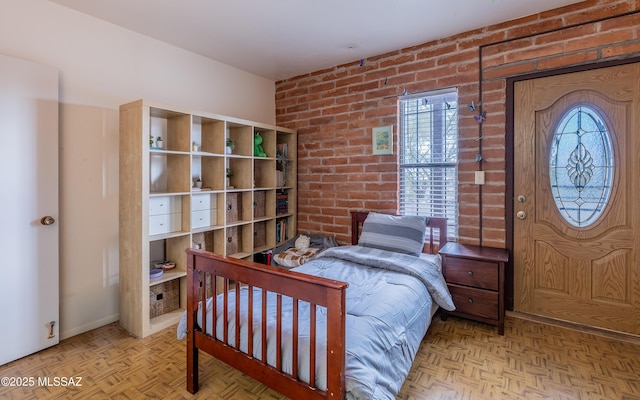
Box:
0;0;276;339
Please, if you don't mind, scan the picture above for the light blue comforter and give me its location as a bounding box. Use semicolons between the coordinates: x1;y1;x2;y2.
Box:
177;245;454;399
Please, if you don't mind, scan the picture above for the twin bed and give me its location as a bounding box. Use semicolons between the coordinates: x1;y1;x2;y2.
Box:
177;211;454;399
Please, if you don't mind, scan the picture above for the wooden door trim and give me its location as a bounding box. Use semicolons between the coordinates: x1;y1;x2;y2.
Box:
504;55;640;311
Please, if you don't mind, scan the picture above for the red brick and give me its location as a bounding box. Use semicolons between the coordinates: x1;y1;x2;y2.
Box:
602;41;640;59
538;50;599;70
380;53;415;68
335;75;364;88
436;49;479;67
505;42;565;64
599;11;640;32
364;67;399;82
458;31;506;51
276;0;640;246
415;43;458;61
483;61;536;80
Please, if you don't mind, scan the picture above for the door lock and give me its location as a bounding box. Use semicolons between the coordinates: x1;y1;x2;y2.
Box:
516;211;527;220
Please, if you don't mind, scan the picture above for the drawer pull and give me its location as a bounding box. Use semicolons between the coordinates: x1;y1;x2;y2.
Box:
467;271;473;276
467;298;473;304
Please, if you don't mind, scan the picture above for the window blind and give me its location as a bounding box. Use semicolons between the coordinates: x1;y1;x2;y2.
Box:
399;89;458;239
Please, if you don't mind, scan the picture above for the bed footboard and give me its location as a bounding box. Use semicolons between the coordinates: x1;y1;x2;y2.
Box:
186;249;348;400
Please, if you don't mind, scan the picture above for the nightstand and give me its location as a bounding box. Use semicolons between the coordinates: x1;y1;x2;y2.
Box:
439;242;509;335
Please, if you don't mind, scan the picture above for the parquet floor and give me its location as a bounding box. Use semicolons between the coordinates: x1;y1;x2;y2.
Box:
1;315;639;399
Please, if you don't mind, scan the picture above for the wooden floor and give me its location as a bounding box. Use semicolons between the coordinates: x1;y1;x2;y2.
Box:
1;315;639;400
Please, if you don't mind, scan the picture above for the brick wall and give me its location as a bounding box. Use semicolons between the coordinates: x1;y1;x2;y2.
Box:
275;0;640;246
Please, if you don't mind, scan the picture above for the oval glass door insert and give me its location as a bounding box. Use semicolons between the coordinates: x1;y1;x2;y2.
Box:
549;104;614;228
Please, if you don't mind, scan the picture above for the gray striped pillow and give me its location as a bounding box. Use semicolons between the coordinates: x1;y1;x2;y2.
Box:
358;212;427;256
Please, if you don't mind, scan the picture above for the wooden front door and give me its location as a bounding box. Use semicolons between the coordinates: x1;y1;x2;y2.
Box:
513;64;640;335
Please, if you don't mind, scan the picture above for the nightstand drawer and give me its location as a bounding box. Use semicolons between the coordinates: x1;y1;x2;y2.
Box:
448;284;499;320
445;257;499;290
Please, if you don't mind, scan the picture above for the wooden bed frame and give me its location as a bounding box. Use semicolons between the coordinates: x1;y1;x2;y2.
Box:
185;211;447;399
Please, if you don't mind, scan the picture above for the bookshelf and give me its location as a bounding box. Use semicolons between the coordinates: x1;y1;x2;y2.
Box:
119;99;296;338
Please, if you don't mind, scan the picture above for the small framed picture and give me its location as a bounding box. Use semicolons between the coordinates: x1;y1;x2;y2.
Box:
372;125;393;155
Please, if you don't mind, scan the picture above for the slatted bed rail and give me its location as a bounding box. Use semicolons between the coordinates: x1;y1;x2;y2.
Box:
186;249;349;400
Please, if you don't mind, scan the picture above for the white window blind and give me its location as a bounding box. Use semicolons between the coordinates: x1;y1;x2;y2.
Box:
399;89;458;239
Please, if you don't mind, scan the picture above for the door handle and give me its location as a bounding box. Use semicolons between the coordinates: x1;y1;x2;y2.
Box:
516;211;526;220
40;216;55;225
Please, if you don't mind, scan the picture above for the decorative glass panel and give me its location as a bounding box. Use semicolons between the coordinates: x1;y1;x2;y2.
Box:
549;105;614;227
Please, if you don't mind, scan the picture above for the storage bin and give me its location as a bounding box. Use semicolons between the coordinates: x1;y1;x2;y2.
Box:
149;279;180;319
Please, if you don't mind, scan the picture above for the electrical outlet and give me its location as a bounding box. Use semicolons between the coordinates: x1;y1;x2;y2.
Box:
475;171;485;185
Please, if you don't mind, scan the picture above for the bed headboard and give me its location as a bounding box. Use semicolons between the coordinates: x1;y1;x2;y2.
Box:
350;211;448;254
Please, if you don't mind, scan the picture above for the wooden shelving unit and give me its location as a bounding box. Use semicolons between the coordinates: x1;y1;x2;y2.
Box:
119;99;296;338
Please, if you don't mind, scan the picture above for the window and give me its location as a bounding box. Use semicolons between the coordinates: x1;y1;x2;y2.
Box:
549;104;614;228
399;89;458;239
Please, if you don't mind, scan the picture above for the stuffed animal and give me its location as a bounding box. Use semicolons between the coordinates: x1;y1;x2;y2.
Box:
295;235;311;251
254;133;266;157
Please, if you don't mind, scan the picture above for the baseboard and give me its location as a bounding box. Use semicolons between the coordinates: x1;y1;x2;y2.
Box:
507;311;640;345
60;313;119;340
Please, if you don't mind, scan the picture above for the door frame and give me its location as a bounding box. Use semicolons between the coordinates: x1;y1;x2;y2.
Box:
504;56;640;311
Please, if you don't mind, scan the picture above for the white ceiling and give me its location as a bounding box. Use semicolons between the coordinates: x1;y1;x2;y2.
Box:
50;0;584;81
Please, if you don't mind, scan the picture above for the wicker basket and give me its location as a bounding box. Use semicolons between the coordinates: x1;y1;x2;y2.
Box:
226;192;242;223
149;279;180;319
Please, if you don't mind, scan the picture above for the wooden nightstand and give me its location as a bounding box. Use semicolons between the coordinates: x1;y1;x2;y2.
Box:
439;242;509;335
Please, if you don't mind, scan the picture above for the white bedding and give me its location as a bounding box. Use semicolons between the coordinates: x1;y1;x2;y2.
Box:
177;245;455;400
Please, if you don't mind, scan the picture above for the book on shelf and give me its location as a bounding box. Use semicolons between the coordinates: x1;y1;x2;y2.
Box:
275;218;288;243
276;171;285;187
276;191;288;215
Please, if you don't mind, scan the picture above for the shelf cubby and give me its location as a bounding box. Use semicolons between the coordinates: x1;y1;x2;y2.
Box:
255;128;276;158
225;223;253;258
191;192;224;231
254;158;276;189
227;122;253;157
199;155;225;190
198;116;225;154
150;108;191;152
120;99;296;338
253;219;276;252
149;152;191;194
227;157;252;190
192;227;225;255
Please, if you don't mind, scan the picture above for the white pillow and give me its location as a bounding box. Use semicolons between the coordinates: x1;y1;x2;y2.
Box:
358;212;427;256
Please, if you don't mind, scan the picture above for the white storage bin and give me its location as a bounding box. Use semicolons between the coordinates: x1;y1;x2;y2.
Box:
149;212;182;235
191;209;216;229
191;194;211;211
149;196;182;216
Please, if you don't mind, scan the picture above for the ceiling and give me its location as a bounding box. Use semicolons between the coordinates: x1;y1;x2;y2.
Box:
50;0;584;81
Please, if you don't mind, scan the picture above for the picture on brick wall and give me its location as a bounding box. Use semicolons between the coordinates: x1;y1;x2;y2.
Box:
372;125;393;155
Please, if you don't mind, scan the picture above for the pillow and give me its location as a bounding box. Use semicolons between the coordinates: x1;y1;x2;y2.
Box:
358;212;427;256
